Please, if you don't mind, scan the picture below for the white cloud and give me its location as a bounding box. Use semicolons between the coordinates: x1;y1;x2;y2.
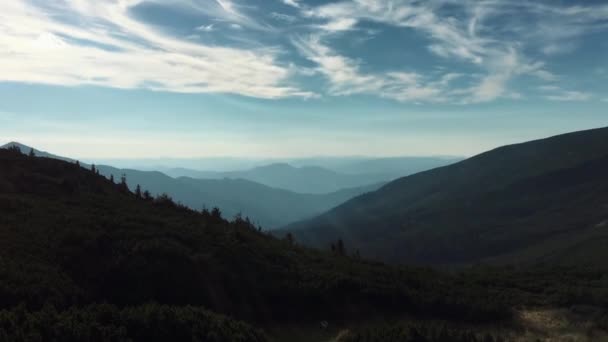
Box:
539;86;592;101
293;35;456;102
300;0;601;103
319;18;357;32
545;91;591;102
0;0;314;99
196;24;215;32
270;12;297;23
281;0;300;9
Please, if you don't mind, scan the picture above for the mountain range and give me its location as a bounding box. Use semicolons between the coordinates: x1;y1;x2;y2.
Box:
286;127;608;267
2;131;608;340
96;165;384;228
1;142;385;228
162;163;391;194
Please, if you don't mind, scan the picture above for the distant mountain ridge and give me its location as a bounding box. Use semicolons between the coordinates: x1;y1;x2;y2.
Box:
163;162;393;194
1;142;382;228
96;164;383;228
286;126;608;266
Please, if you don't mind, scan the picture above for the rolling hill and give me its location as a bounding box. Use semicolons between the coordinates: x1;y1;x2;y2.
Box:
285;127;608;266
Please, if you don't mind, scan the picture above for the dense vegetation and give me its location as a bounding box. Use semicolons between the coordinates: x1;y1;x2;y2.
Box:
286;127;608;266
1;147;607;340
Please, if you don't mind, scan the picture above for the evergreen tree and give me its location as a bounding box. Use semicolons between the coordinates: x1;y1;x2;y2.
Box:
109;174;115;183
143;190;152;201
211;207;222;221
135;184;142;199
7;145;21;154
285;232;295;245
28;148;35;157
119;174;128;193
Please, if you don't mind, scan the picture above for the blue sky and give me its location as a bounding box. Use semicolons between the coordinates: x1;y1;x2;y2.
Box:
0;0;607;158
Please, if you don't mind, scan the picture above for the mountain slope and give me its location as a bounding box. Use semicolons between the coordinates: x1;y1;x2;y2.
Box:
1;141;75;162
164;163;391;194
0;143;381;229
96;165;382;229
286;127;608;266
0;147;518;339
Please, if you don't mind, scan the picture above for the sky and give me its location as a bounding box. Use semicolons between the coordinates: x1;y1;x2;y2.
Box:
0;0;607;159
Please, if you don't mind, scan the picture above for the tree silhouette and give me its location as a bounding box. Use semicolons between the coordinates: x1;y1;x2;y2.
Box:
91;164;96;173
143;190;152;201
135;184;142;199
119;174;128;193
211;207;222;222
109;174;115;183
28;148;35;157
6;145;21;154
285;232;295;245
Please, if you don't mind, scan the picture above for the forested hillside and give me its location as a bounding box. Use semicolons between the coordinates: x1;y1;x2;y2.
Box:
1;146;607;341
286;127;608;266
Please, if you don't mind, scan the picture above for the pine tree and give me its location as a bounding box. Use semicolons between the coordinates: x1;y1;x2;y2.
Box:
109;174;114;183
28;148;35;157
119;174;128;193
285;232;295;245
143;190;152;201
135;184;142;199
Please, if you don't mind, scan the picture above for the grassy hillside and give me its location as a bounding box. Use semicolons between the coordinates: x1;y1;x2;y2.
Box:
286;127;608;266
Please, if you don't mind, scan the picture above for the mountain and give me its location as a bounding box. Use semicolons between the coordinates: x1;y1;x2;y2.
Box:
2;141;608;340
163;163;391;194
0;146;515;340
317;156;463;176
1;141;75;162
96;164;383;229
286;127;608;266
1;142;382;229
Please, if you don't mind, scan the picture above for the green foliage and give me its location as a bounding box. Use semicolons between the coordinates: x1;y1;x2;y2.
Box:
1;149;607;340
0;303;268;342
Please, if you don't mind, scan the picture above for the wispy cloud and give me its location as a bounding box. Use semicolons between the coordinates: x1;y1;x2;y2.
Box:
0;0;313;99
300;0;600;103
293;35;458;102
270;12;297;23
540;86;592;102
196;24;215;32
1;0;606;104
280;0;300;9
